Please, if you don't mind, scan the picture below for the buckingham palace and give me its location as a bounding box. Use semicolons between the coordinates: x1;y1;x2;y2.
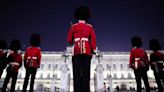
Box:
0;46;159;92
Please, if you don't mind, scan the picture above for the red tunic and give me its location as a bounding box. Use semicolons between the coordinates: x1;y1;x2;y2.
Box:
0;50;7;57
67;20;96;56
150;51;164;71
129;47;149;69
0;49;7;65
24;47;41;68
7;51;22;72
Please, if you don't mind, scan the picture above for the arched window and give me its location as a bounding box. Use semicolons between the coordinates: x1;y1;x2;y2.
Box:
120;64;123;70
121;73;125;79
40;73;43;79
37;84;44;91
48;64;51;70
47;74;51;79
113;64;116;70
127;73;132;79
113;73;117;79
41;64;44;70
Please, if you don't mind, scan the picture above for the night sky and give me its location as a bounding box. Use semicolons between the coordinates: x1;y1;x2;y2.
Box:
0;0;164;52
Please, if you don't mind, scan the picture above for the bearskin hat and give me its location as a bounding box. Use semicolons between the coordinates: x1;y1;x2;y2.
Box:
149;39;161;51
30;34;41;47
9;39;21;51
131;36;142;48
74;5;91;22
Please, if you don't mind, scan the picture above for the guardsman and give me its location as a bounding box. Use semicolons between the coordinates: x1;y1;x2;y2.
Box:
0;40;7;78
129;36;150;92
2;39;22;92
22;34;42;92
67;6;96;92
149;39;164;92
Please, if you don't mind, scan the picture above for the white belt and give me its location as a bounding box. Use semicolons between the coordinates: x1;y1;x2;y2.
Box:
27;56;37;60
135;58;140;61
74;38;89;42
74;38;80;42
74;38;89;54
156;61;163;63
0;49;7;53
9;62;19;66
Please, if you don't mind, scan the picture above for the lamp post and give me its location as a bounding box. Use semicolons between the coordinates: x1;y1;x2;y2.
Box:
95;51;104;92
96;51;103;63
62;51;70;62
60;51;70;92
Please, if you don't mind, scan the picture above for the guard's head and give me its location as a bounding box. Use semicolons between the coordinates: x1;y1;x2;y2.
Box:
131;36;142;48
74;5;91;22
30;34;41;47
0;40;7;49
149;39;161;51
9;39;21;51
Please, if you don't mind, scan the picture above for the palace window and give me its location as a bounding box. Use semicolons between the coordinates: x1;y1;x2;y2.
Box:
120;64;123;70
113;64;116;70
48;64;51;70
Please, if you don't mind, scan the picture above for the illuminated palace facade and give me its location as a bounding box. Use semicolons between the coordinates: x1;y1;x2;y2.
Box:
0;47;159;91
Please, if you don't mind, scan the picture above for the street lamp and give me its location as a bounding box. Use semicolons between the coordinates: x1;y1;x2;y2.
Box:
96;51;103;63
60;50;70;92
95;51;105;92
61;51;70;62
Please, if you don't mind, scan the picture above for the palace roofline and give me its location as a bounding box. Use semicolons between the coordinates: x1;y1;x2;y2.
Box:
21;50;164;55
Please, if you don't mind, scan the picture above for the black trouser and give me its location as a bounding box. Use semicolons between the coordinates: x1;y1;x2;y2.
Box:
153;70;164;92
134;69;150;92
22;67;37;92
0;63;6;79
72;54;92;92
2;68;18;92
0;67;4;78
